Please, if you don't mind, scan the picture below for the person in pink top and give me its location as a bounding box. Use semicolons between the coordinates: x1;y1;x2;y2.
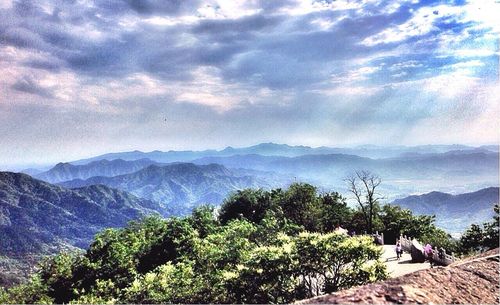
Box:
424;244;434;268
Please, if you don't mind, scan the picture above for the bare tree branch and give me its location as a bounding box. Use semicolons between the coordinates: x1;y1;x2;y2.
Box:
345;170;382;234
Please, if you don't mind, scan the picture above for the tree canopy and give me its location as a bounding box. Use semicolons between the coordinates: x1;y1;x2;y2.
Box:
2;181;485;304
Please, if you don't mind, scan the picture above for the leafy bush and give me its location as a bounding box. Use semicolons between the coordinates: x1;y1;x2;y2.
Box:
458;204;499;255
9;183;464;304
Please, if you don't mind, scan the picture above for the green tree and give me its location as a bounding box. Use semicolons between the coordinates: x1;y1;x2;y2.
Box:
38;251;82;304
483;204;499;249
228;240;298;303
189;205;219;238
317;192;352;232
459;224;485;253
293;232;386;296
218;189;275;225
459;204;499;255
136;217;198;273
0;275;51;304
280;183;320;231
123;262;205;304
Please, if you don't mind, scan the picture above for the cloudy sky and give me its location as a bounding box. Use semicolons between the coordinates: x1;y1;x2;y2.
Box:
0;0;499;167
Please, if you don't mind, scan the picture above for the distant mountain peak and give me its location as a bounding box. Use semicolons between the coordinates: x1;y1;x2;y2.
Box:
36;158;159;184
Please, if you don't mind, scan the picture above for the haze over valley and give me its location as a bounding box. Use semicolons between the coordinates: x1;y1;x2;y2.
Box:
2;142;497;244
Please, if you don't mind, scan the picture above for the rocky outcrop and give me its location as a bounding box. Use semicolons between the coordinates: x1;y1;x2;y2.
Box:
298;248;499;304
410;239;426;263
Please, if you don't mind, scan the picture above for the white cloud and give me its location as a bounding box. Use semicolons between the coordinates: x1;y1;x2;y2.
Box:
198;0;262;19
330;65;381;84
362;1;500;47
0;0;13;9
388;60;423;71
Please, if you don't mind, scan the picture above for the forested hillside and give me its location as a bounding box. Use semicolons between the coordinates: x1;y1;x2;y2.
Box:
5;181;492;303
58;163;278;214
0;172;163;255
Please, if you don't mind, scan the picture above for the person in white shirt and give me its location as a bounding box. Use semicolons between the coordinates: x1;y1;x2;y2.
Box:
395;241;403;260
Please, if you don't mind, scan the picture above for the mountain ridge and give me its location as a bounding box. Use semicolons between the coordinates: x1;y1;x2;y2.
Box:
68;143;498;166
35;158;159;183
58;163;277;214
392;187;499;234
0;172;163;255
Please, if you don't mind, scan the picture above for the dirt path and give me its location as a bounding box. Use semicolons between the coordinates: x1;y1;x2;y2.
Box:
381;244;431;278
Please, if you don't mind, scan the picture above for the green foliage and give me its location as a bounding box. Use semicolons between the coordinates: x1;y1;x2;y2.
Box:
378;204;458;253
218;183;351;234
420;227;459;253
10;183;464;304
136;216;198;273
227;238;298;303
188;205;219;238
280;183;319;231
459;204;499;255
71;279;120;304
0;275;52;304
317;192;353;232
483;204;499;250
0;288;7;304
192;219;256;273
38;251;81;303
294;233;386;295
123;262;205;304
380;205;434;242
219;189;276;224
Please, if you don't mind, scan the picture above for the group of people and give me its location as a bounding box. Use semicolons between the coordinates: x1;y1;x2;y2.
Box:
396;241;446;267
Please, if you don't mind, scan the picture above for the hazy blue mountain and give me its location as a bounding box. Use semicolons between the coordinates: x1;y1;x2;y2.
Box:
218;143;335;157
59;163;277;214
69;143;497;165
192;154;287;170
479;145;499;152
392;187;499;235
71;149;219;165
35;158;159;183
193;151;499;197
20;168;44;176
0;172;163;255
193;153;372;171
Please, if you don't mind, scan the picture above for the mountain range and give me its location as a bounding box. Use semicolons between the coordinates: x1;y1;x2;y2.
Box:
1;142;498;289
31;145;499;200
58;163;280;214
70;143;499;165
0;172;163;255
191;150;498;196
8;142;500;237
392;187;499;235
35;158;159;183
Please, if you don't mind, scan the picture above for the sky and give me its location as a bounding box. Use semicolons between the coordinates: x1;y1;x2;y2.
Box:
0;0;499;167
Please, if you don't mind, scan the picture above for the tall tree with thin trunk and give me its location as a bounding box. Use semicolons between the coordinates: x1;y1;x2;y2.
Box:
345;171;382;234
